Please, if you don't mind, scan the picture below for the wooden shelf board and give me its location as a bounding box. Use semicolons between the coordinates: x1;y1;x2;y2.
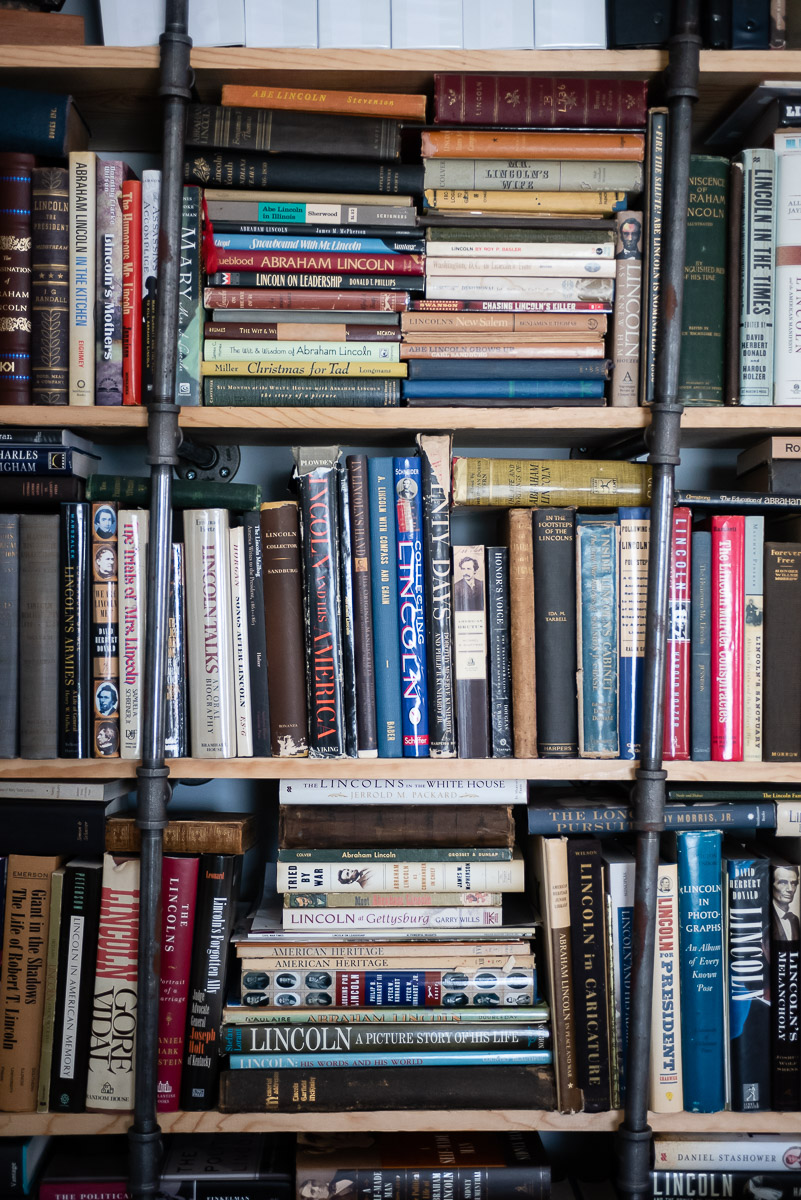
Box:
2;757;801;782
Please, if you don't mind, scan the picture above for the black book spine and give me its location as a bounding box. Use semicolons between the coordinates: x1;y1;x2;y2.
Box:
763;542;801;761
30;166;69;406
180;853;241;1110
566;839;611;1111
243;513;271;757
0;476;84;507
219;1064;556;1113
417;434;456;757
19;513;59;757
486;546;512;758
346;455;378;757
186;105;400;162
59;502;91;758
207;271;419;292
770;860;801;1110
49;859;103;1111
0;800;106;856
184;153;423;195
726;854;771;1111
0;514;19;757
165;543;188;759
346;1166;547;1200
532;508;578;756
0;1140;27;1193
337;462;358;758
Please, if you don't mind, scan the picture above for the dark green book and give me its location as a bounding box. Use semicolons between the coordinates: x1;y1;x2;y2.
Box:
86;475;261;510
203;378;400;406
678;155;729;406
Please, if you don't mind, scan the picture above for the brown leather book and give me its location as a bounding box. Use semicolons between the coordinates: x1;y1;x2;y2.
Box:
421;130;645;161
31;167;69;406
106;813;257;855
0;152;34;405
505;509;538;758
260;500;308;757
0;11;85;44
279;804;515;849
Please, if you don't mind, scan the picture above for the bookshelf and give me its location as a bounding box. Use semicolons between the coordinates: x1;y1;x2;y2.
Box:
4;19;801;1167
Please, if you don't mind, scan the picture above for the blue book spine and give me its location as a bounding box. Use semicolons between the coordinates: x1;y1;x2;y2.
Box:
367;458;403;757
213;235;414;252
677;829;726;1112
402;379;606;400
394;457;429;758
576;514;619;756
0;447;93;475
0;87;82;157
406;359;610;381
229;1049;552;1069
691;530;712;760
726;854;771;1112
618;507;650;760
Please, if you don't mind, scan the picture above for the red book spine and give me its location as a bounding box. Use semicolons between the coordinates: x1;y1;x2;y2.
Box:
433;75;649;128
663;507;692;760
156;853;200;1112
203;288;410;312
711;514;745;762
215;250;424;275
121;181;142;405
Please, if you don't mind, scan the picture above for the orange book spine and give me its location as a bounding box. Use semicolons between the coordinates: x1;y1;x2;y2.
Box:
421;130;645;161
220;84;427;122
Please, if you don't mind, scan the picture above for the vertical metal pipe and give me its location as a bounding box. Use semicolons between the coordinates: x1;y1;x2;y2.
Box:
617;3;700;1197
129;3;192;1198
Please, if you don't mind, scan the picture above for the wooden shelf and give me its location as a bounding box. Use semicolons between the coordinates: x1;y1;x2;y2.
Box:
1;757;800;782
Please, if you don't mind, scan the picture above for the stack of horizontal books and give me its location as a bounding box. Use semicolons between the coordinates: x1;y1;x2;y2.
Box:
182;83;429;409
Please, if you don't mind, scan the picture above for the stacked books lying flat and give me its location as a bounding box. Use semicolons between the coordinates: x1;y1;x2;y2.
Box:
221;798;554;1114
651;1135;801;1198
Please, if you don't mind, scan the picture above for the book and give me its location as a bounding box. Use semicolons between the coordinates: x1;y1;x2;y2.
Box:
770;857;800;1109
224;1021;546;1053
186;154;424;196
452;457;650;507
204;287;410;311
231;1048;550;1068
527;799;777;835
417;434;456;758
30;166;69;407
690;530;712;761
602;843;636;1100
206;203;417;229
663;508;691;761
278;779;526;806
206;320;402;339
486;547;512;758
763;541;801;761
678;156;729;406
156;855;199;1112
649;861;683;1113
216;252;422;276
0;87;88;156
277;852;526;894
120;179;141;405
576;514;619;758
106;813;256;854
394;456;429;758
228;525;253;758
424;190;628;216
452;544;489;758
422;160;643;193
346;456;378;757
68;151;96;406
0;1135;50;1193
0;515;18;757
0;444;97;476
203;339;401;363
711;515;745;762
220;83;427;121
59;503;90;759
259;501;309;757
726;157;744;406
279;804;514;848
206;273;417;295
566;839;611;1110
202;359;408;377
242;513;270;758
37;862;61;1113
0;152;33;405
165;545;187;758
141;168;160;401
725;849;771;1112
186;104;401;161
204;378;401;405
618;507;649;760
423;276;615;303
0;476;84;507
505;509;536;759
402;380;606;400
533;508;578;757
610;210;642;406
641;108;667;406
95;159;134;406
119;508;148;761
176;185;202;405
652;1173;801;1199
184;509;237;758
337;456;358;758
738;148;776;405
774;139;801;403
432;74;648;127
279;842;516;864
37;1137;127;1200
652;1135;801;1171
420;130;645;160
90;501;119;759
743;515;765;761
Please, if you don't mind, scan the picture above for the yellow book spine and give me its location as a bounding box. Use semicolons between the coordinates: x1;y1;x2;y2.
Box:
452;457;651;508
201;361;408;378
424;190;627;214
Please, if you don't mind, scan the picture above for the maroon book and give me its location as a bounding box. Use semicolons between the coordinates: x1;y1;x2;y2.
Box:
433;75;649;128
0;152;34;405
156;854;200;1113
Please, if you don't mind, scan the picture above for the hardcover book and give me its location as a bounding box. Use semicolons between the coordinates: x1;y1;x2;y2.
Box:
18;523;59;760
677;156;729;406
59;502;91;759
95;159;134;406
505;509;536;759
618;507;649;760
737;148;775;405
259;501;308;757
91;501;119;759
576;514;619;757
417;434;456;758
30;166;69;407
711;515;744;762
0;152;33;405
346;455;378;757
763;541;801;761
649;861;683;1112
118;508;148;761
186;105;401;162
68;150;96;406
156;855;199;1112
663;508;691;761
432;75;648;127
0;515;18;758
394;456;429;757
532;508;578;757
452;544;489;758
120;179;141;406
725;850;771;1112
486;546;512;758
184;508;237;758
611;209;642;407
175;185;202;405
366;458;403;755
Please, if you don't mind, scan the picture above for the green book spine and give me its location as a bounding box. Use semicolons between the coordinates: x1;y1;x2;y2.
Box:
678;155;729;406
86;474;261;510
203;377;400;406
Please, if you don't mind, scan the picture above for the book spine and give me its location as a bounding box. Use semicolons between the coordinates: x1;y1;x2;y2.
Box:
394;456;429;758
184;509;237;757
610;210;642;407
85;854;140;1110
743;515;764;761
68;151;96;405
280;803;514;847
649;862;683;1112
49;860;103;1112
241;967;536;1007
156;854;199;1112
220;83;427;120
229;525;253;757
91;501;120;758
206;272;416;295
653;1137;801;1171
677;830;726;1112
423;275;614;303
423;161;642;194
417;434;456;758
452;544;489;759
226;1022;545;1053
726;854;771;1111
774;133;801;402
711;515;745;761
186;104;400;162
618;507;649;760
0;476;84;506
576;516;619;757
19;514;59;758
37;866;64;1112
30;166;69;406
337;459;358;758
59;502;90;758
605;853;636;1100
641;110;666;406
281;907;505;932
346;456;378;757
566;840;611;1110
180;854;241;1111
505;509;536;758
0;855;60;1111
215;250;423;275
0;152;33;405
366;459;403;757
278;857;524;893
690;530;712;761
486;546;512;758
205;319;403;338
175;185;202;405
242;513;271;758
259;502;308;757
119;509;148;760
165;543;188;758
186;154;421;197
770;860;800;1110
0;515;19;757
532;508;577;757
283;889;505;908
277;844;515;863
651;1173;801;1199
141;169;161;401
296;454;346;758
212;238;421;255
420;130;645;160
452;455;647;505
121;180;142;405
763;541;801;760
204;377;400;406
95;160;127;405
432;74;648;127
739;148;776;405
678;156;729;406
725;158;744;406
230;1050;550;1069
534;837;582;1113
663;508;691;761
204;287;410;312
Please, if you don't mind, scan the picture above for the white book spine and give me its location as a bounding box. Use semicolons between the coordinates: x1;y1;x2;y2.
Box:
281;906;504;930
141;169;161;283
423;160;642;192
277;778;526;804
424;276;614;302
649;862;683;1112
425;257;617;278
203;341;401;362
739;149;776;406
604;855;636;1099
68;151;97;406
773;146;801;403
424;240;614;258
743;515;764;761
277;858;525;893
184;508;237;757
229;525;253;757
119;509;148;760
653;1137;800;1171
